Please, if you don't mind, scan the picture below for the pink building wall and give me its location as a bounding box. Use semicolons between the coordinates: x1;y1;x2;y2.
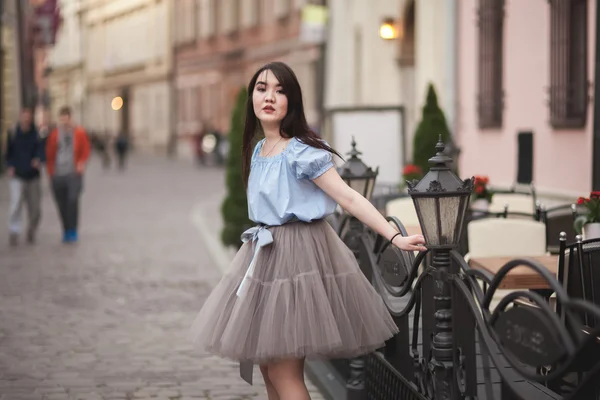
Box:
456;0;596;197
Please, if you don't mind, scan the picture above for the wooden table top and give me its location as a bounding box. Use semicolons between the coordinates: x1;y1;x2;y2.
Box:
469;255;559;289
404;225;422;236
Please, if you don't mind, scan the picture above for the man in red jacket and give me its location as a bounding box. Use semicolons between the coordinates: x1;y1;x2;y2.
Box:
45;106;91;243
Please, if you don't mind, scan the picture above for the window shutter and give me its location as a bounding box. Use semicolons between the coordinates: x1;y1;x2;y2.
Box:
477;0;504;129
549;0;588;128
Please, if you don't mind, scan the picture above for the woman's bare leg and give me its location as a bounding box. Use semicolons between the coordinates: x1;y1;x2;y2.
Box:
260;364;280;400
267;358;310;400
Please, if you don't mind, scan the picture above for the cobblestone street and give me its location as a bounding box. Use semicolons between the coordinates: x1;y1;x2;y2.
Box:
0;154;325;400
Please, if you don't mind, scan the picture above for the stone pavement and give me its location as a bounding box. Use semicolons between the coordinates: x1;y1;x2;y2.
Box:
0;154;325;400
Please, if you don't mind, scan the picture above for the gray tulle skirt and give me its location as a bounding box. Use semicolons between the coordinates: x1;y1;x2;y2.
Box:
190;219;398;364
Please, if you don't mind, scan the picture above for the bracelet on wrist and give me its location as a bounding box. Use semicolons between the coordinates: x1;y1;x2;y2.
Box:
389;232;402;243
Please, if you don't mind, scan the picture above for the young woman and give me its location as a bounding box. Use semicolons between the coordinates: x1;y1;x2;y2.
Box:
191;61;426;400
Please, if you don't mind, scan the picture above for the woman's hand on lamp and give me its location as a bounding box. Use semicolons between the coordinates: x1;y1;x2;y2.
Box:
392;234;427;252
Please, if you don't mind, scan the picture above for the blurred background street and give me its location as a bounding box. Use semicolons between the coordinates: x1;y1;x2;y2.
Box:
1;0;600;399
0;154;323;400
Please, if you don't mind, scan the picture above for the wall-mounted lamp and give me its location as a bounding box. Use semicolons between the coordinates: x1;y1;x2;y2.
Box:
379;17;399;40
111;96;123;111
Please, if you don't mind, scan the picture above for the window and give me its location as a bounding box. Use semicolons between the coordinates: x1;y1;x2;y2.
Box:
213;0;220;36
155;92;164;130
398;0;415;66
186;88;196;124
256;0;263;25
274;0;293;19
477;0;504;129
198;0;216;38
210;83;221;126
549;0;588;128
177;89;184;125
184;0;196;41
222;0;241;34
175;0;196;44
196;86;205;122
242;0;261;28
232;0;241;32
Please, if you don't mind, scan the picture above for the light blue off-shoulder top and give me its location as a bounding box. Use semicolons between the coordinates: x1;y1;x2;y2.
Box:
247;137;337;226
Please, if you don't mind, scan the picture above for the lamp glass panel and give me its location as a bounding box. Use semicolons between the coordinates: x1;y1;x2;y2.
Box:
350;178;368;197
365;177;376;200
413;197;439;246
439;196;462;246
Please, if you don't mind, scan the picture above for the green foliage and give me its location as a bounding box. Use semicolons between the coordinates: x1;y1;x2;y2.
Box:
412;84;451;174
221;87;253;248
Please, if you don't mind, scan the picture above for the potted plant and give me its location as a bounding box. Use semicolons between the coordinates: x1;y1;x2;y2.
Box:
398;163;423;192
574;192;600;240
471;175;493;212
412;84;451;175
402;164;423;184
221;87;253;249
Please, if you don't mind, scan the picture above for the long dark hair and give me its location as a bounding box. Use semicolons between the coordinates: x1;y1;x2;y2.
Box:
242;61;341;185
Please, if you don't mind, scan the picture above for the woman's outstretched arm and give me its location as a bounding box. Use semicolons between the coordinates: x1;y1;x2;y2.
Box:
313;168;427;252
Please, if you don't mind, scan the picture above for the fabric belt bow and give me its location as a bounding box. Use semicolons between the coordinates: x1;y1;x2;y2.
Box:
237;224;274;386
236;225;274;298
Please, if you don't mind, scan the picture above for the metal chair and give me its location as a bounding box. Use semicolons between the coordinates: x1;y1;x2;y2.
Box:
554;233;600;390
489;184;537;214
539;204;579;254
384;197;420;227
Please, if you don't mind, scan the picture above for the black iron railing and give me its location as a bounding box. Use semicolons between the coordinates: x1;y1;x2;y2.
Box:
336;215;600;400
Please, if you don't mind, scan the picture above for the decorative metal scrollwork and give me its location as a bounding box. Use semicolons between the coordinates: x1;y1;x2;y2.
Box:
457;177;475;192
425;180;445;193
455;347;467;396
357;214;600;399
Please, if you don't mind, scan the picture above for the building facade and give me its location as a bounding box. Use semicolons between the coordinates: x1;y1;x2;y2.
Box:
323;0;458;186
47;0;85;124
82;0;173;151
174;0;323;157
412;0;458;136
1;0;23;139
324;0;410;186
456;0;597;197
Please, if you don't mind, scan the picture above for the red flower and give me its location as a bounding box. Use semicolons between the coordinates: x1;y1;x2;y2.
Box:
475;186;484;195
474;175;490;186
578;197;590;204
403;164;422;176
591;191;600;199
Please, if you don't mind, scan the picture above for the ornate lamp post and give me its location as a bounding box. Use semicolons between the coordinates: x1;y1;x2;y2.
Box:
406;136;473;399
337;137;379;202
336;137;379;260
336;137;379;400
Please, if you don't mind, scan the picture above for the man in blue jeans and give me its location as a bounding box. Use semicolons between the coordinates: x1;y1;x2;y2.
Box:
5;108;43;246
45;106;91;243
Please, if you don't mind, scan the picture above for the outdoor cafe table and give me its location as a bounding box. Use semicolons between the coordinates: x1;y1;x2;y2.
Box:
400;226;558;289
404;225;423;236
468;255;559;289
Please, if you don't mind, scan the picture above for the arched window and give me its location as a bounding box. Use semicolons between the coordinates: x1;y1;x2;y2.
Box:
398;0;415;67
549;0;589;129
477;0;504;129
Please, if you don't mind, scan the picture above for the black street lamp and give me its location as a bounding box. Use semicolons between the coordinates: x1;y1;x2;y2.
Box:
407;136;473;248
336;137;379;256
406;135;473;399
336;137;379;400
337;137;379;201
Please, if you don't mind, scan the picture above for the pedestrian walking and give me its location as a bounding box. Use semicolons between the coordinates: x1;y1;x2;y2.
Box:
114;132;129;170
5;108;43;246
45;106;91;243
190;62;426;399
90;130;111;170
